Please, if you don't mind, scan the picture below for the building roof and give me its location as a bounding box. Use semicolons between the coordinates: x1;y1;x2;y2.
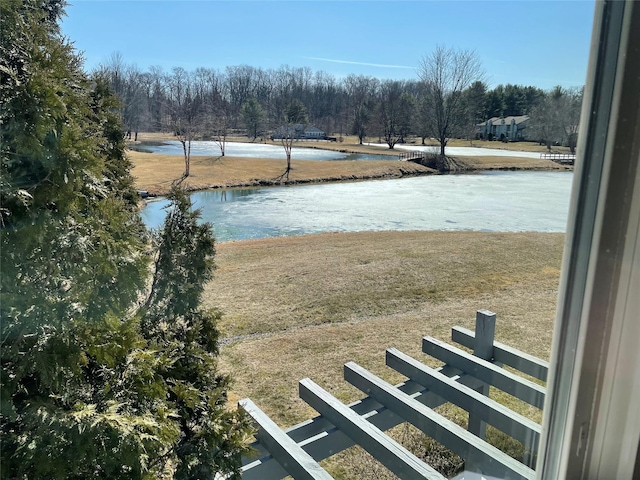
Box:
477;115;530;127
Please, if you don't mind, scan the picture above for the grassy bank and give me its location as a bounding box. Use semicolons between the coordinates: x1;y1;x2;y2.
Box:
129;133;569;195
129;150;433;196
207;231;564;476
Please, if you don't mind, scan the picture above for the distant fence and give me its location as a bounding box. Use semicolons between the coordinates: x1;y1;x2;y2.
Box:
398;151;428;162
540;152;576;165
238;310;548;479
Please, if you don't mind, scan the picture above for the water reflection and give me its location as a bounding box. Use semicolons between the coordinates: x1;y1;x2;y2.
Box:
196;189;257;202
141;171;573;242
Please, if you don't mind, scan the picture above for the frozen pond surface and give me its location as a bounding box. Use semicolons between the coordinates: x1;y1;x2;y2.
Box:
134;140;390;161
366;143;543;159
141;171;573;242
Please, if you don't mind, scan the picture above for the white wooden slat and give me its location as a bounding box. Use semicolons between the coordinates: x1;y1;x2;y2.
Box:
451;326;549;381
344;362;536;480
239;399;334;480
386;348;541;450
240;318;549;479
423;336;546;409
299;378;447;480
241;366;486;479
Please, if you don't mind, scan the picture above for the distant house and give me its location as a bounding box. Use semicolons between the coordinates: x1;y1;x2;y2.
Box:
302;126;325;139
476;115;530;141
271;124;326;140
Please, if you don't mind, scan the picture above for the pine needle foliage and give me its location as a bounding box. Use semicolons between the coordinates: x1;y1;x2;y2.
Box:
0;1;252;478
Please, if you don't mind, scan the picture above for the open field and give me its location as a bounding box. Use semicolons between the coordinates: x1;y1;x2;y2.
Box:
212;231;563;475
454;155;571;170
207;231;565;476
129;133;569;195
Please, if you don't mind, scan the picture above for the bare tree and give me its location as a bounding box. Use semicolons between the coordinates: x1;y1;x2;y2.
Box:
193;67;230;156
275;100;309;180
528;86;583;153
398;92;416;144
225;65;257;119
122;65;146;140
280;127;294;181
345;75;378;144
165;67;203;179
211;107;229;156
562;87;582;154
99;52;146;140
418;45;485;157
376;80;408;149
143;65;166;131
310;70;342;134
352;103;370;144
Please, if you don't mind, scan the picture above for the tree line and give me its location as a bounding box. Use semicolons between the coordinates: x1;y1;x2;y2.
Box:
101;50;583;160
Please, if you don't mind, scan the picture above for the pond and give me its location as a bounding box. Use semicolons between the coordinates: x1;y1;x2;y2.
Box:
132;140;391;161
141;171;573;242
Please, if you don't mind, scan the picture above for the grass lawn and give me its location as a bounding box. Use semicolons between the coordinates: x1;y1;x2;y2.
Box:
129;150;433;196
207;231;565;478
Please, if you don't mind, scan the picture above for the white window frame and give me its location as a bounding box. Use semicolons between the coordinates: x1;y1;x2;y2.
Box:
537;1;640;478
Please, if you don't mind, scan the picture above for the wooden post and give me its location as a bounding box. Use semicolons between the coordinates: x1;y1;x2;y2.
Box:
468;310;496;440
466;310;496;474
468;310;538;469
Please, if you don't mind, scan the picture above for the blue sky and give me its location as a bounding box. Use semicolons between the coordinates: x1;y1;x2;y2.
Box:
61;0;596;90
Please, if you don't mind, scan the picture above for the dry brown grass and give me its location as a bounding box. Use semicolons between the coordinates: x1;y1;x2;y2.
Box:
129;150;433;195
455;155;571;170
211;231;564;477
211;231;564;426
442;138;572;153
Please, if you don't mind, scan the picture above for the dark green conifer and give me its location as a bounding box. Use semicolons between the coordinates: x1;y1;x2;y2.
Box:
0;1;251;478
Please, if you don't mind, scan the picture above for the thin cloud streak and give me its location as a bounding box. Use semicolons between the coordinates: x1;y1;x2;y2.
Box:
303;56;415;69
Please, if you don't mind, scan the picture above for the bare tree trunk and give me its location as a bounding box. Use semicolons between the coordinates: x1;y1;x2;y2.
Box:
181;139;190;177
286;153;291;180
214;131;226;156
213;114;228;156
279;131;294;181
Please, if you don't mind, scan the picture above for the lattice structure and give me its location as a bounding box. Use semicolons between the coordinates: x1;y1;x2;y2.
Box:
540;152;576;164
239;310;548;479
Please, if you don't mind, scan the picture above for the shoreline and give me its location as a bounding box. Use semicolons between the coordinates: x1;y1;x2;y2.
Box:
139;164;570;198
129;133;572;196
